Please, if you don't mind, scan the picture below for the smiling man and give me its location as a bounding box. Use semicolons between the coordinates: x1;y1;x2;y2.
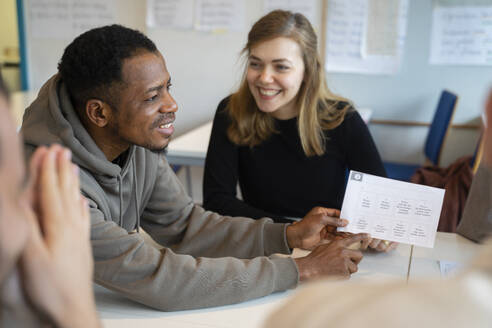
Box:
21;25;369;311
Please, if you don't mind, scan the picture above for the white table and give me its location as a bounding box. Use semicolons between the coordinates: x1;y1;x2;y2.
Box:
166;122;212;167
165;122;212;196
408;232;480;280
96;232;482;328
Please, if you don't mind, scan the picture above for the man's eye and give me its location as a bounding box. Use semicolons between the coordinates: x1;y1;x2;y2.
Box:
167;83;173;91
146;95;158;102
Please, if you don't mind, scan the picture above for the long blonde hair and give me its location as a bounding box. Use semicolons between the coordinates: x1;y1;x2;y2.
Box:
227;10;352;156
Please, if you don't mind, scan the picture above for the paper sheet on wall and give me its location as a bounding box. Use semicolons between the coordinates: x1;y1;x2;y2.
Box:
146;0;194;29
325;0;409;74
339;171;445;248
194;0;245;32
363;0;399;56
430;6;492;65
28;0;116;39
263;0;317;25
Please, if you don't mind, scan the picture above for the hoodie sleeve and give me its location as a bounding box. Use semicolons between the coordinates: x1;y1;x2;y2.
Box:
89;155;298;311
140;154;293;258
89;198;298;311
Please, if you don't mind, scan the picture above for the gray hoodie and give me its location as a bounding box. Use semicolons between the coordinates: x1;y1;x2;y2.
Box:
20;75;299;311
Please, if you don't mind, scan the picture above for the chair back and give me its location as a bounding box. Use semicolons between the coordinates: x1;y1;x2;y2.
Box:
424;90;458;165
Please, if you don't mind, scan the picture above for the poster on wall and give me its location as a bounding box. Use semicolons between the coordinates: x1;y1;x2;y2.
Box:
28;0;116;39
194;0;245;32
146;0;194;29
429;5;492;65
263;0;318;25
325;0;409;75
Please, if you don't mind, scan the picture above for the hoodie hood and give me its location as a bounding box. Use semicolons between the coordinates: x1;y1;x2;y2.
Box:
21;74;122;178
21;74;141;230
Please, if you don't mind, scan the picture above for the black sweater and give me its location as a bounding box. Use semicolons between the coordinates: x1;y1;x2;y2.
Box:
203;98;386;223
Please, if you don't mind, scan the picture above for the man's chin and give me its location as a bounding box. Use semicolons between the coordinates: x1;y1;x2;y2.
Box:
148;145;168;154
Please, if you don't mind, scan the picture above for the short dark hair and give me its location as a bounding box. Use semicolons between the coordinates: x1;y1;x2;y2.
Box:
58;24;157;111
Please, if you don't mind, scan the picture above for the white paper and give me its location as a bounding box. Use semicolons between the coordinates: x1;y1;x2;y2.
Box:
194;0;245;32
28;0;72;39
439;260;463;277
430;6;492;65
71;0;116;36
339;171;445;248
146;0;194;29
263;0;317;25
29;0;115;39
325;0;409;75
363;0;399;56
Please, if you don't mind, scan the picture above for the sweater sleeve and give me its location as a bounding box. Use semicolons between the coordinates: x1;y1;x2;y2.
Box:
456;165;492;242
343;110;387;177
88;157;298;311
202;98;292;222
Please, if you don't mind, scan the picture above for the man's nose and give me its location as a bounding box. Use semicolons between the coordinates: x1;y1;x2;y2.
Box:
159;93;178;113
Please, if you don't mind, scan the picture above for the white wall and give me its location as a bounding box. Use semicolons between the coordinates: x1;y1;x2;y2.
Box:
20;0;486;167
22;0;322;137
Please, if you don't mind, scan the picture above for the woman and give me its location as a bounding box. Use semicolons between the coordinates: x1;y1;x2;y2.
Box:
203;10;386;223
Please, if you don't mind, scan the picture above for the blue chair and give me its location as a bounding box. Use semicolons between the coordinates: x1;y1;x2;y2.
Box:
384;90;458;181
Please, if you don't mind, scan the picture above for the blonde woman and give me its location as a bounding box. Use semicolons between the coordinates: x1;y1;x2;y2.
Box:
204;11;387;239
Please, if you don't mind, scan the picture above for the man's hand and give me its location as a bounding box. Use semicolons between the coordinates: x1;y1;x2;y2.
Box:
294;233;370;280
361;238;399;252
21;145;99;328
286;207;348;250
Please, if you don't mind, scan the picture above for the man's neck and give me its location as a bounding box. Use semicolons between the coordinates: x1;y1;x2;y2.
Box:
82;121;129;162
98;140;129;162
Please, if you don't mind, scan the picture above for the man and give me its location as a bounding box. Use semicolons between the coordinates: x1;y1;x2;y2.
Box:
0;74;99;327
21;24;372;311
264;90;492;328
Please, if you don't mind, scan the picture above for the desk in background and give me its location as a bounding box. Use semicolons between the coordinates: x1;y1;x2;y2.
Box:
96;232;482;328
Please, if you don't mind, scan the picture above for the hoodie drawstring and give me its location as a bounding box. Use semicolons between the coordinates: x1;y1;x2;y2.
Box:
116;151;140;233
132;156;140;233
117;175;124;228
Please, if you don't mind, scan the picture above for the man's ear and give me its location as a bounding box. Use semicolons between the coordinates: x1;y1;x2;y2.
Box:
85;99;111;127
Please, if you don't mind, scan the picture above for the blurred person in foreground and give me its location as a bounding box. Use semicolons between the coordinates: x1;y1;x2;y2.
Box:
0;74;100;327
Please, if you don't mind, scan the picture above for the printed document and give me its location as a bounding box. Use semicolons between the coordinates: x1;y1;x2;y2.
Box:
339;171;445;248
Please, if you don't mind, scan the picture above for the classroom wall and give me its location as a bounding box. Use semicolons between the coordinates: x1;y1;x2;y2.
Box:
327;0;487;166
22;0;321;138
20;0;488;167
0;0;19;61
